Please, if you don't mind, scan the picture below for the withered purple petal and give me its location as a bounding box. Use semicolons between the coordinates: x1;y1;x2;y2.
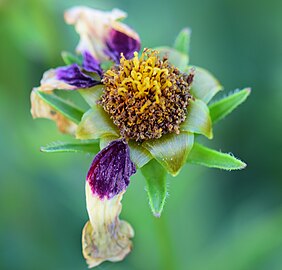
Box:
56;64;101;89
82;51;103;77
105;29;141;63
87;140;136;199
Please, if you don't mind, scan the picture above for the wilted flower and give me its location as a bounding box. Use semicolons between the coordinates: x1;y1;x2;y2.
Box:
31;6;250;268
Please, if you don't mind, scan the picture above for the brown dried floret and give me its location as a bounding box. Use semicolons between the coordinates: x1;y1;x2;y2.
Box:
100;49;194;141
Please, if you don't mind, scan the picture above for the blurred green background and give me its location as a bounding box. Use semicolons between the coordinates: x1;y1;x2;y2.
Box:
1;0;282;269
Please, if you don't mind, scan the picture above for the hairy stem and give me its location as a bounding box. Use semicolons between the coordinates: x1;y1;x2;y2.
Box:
154;215;178;270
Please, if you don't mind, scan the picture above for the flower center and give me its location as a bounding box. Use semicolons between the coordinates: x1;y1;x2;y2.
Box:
101;49;193;141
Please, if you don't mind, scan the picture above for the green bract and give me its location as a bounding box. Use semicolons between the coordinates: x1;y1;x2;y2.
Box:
33;28;250;217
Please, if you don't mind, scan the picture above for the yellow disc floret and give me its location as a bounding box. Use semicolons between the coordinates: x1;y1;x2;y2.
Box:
101;49;194;141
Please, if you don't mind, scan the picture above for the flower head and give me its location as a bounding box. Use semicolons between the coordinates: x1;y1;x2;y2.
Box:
101;50;194;141
31;6;249;269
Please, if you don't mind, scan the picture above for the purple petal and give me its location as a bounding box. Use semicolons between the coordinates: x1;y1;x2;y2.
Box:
87;140;136;199
105;29;141;63
82;51;103;77
56;64;101;89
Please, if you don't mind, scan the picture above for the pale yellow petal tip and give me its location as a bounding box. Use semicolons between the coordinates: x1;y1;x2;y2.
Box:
84;183;134;268
82;220;134;268
30;89;77;134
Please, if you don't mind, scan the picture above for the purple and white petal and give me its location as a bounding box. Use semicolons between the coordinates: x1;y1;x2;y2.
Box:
56;64;101;89
82;139;136;267
38;68;77;91
82;51;103;76
38;64;100;91
87;139;136;199
104;27;141;63
64;6;140;62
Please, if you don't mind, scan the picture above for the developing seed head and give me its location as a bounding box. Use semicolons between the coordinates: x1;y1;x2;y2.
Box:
100;49;194;141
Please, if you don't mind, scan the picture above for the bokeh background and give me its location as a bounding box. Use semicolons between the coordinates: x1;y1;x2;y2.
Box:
1;0;282;269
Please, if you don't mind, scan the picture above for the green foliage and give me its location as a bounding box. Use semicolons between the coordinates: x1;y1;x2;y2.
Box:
99;135;118;149
154;46;188;71
143;132;194;176
61;51;83;66
188;66;223;103
41;140;99;154
37;91;84;124
101;60;115;71
181;99;213;139
79;85;104;107
209;88;251;124
76;106;119;139
128;141;152;168
173;28;191;56
141;159;168;217
187;143;246;170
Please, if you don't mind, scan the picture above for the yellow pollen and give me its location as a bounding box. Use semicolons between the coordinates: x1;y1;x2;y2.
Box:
107;50;172;106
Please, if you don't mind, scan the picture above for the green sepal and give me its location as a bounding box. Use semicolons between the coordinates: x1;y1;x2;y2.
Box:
187;143;246;170
37;91;84;124
101;60;115;71
141;159;168;217
143;132;194;176
181;99;213;139
187;66;223;103
128;141;152;168
99;135;119;149
61;51;82;66
173;28;191;57
154;46;188;71
40;140;99;154
209;88;251;124
76;106;119;140
79;85;104;107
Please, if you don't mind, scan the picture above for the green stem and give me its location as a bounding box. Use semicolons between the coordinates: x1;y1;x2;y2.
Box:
154;215;178;270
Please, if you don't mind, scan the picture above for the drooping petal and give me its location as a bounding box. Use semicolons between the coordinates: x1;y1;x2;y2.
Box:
30;89;77;134
64;6;141;63
82;139;136;267
82;51;103;76
56;64;101;89
31;63;98;134
98;137;153;169
38;64;101;91
83;183;134;268
87;140;136;199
